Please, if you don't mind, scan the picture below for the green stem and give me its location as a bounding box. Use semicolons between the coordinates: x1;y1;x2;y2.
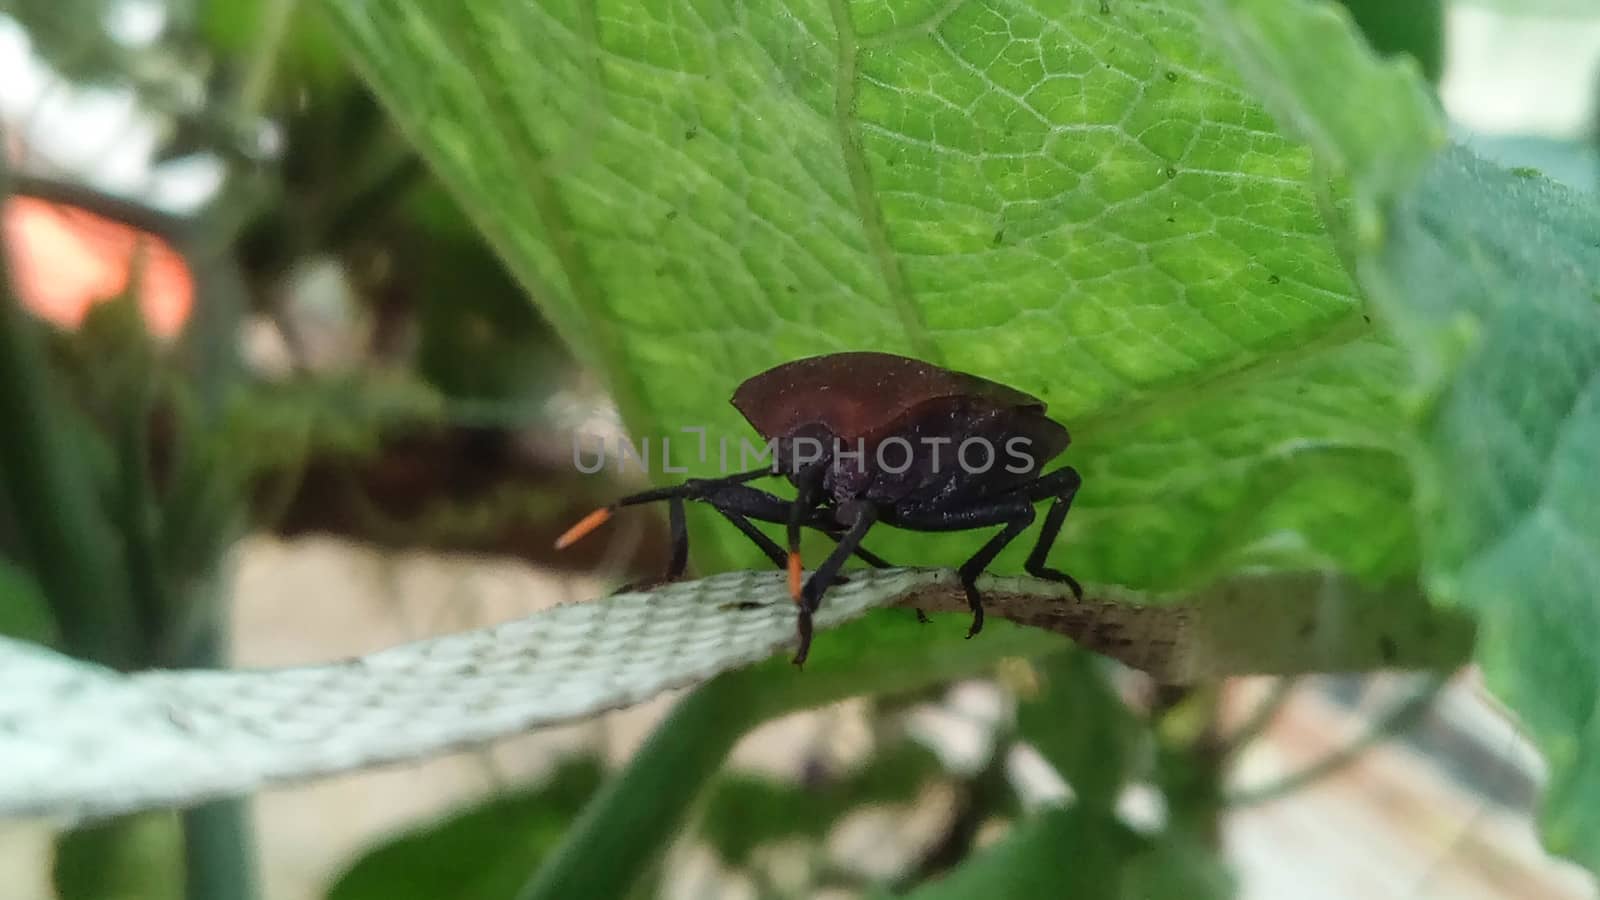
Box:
1219;677;1297;761
182;800;259;900
1226;674;1446;806
514;671;757;900
52;812;184;900
177;588;260;900
179;206;252;422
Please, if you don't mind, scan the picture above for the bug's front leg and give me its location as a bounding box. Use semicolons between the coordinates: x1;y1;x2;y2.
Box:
793;502;879;667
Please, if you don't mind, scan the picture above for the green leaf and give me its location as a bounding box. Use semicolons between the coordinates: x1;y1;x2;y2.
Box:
202;0;351;98
1203;0;1446;227
0;559;58;645
1119;832;1235;900
698;739;942;867
54;812;184;900
885;806;1233;900
1460;132;1599;194
896;807;1135;900
327;756;603;900
1334;0;1443;84
1015;649;1139;811
328;0;1429;593
1204;0;1600;879
1374;147;1600;873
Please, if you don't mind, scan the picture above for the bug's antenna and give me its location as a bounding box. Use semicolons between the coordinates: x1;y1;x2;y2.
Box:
554;506;614;549
555;467;779;553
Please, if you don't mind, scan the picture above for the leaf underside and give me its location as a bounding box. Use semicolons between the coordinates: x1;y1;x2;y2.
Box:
327;0;1417;593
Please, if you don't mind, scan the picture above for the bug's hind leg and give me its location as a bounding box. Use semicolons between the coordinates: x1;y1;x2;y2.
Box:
1021;466;1084;601
892;479;1070;639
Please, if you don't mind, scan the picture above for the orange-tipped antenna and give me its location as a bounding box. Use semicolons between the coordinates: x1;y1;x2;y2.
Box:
787;551;804;604
555;507;613;550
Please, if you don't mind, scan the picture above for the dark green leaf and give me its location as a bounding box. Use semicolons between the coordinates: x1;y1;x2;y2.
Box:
1120;832;1235;900
1335;0;1443;84
0;558;58;645
698;739;941;867
1374;147;1600;874
201;0;350;98
54;812;184;900
328;756;603;900
897;807;1135;900
1016;649;1139;811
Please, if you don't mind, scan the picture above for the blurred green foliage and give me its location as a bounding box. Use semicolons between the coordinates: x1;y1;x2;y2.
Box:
698;739;946;868
327;758;604;900
3;0;1598;897
1017;650;1141;813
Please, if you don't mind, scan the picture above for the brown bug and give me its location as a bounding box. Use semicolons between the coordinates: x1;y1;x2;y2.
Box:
556;351;1083;666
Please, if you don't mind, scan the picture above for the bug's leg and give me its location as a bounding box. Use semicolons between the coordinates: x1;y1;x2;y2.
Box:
691;482;792;569
818;532;895;569
715;508;788;569
554;466;776;552
612;496;689;594
891;494;1042;639
786;464;827;603
699;483;854;586
665;495;689;577
1021;466;1084;600
813;533;912;616
793;503;880;667
953;505;1036;639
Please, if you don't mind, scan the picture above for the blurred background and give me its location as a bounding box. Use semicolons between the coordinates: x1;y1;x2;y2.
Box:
0;1;1597;898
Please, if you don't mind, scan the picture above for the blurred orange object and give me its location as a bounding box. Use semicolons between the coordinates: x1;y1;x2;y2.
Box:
2;194;193;339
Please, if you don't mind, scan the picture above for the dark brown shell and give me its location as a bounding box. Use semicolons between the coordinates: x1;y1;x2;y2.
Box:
730;351;1048;442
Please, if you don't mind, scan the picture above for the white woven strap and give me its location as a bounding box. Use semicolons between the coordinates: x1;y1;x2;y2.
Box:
0;566;1465;824
0;568;937;823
